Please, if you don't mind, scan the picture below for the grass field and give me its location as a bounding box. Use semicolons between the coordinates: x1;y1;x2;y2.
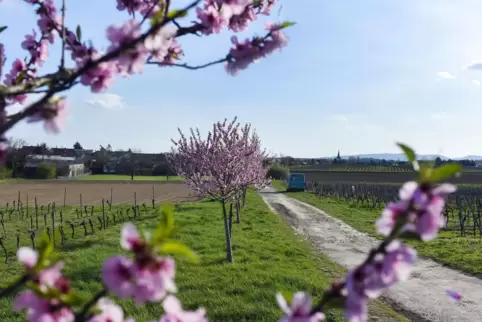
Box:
0;190;406;322
79;174;184;181
272;181;482;277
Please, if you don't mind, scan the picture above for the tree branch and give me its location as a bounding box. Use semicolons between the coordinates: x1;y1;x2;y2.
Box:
148;56;229;70
0;0;202;135
75;287;107;322
60;0;67;68
175;24;204;37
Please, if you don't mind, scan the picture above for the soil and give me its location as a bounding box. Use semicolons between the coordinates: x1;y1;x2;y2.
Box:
260;186;482;322
0;181;196;206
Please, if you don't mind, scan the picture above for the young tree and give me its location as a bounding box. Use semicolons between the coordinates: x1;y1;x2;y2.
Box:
169;117;268;262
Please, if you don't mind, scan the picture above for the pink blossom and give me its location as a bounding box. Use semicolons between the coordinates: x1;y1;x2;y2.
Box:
79;53;117;92
261;22;289;56
107;20;142;48
160;39;183;65
156;295;207;322
139;1;161;18
36;39;49;66
225;36;261;75
88;298;124;322
107;20;147;74
17;247;38;269
37;15;61;44
121;222;143;251
221;0;252;19
102;256;136;298
132;257;177;304
376;182;456;240
375;200;409;236
4;59;27;86
196;5;227;35
276;292;325;322
116;0;145;15
345;292;368;322
21;30;38;53
446;290;462;301
37;262;65;290
4;59;28;104
26;97;67;134
380;241;417;285
260;0;276;15
228;7;256;32
346;264;385;300
14;290;75;322
39;0;57;16
65;30;91;61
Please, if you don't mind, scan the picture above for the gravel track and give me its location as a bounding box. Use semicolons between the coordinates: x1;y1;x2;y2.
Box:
259;186;482;322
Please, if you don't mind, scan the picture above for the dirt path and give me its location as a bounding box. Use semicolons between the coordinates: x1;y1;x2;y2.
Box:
259;187;482;322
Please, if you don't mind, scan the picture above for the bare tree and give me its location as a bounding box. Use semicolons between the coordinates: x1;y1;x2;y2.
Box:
6;138;28;177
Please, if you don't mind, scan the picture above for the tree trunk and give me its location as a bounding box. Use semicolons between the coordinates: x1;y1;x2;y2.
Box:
222;201;233;263
235;196;241;224
229;203;233;239
242;187;247;208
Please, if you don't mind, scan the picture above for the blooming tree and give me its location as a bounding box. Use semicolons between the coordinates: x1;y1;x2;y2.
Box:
169;117;269;262
0;0;293;154
0;1;467;321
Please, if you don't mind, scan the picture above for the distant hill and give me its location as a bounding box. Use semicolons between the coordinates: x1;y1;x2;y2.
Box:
324;153;482;161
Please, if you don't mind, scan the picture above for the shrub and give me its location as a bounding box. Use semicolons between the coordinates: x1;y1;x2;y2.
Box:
267;163;289;180
0;166;11;179
36;162;57;179
56;164;70;177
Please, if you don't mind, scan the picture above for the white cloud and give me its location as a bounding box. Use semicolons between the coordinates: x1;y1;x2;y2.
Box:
437;72;456;80
332;114;349;122
464;61;482;71
430;112;450;121
85;93;127;110
473;80;481;86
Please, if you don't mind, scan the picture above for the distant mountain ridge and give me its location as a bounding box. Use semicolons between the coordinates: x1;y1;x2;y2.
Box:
325;153;482;161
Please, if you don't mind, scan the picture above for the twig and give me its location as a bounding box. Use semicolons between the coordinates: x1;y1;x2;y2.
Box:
0;0;202;135
148;56;229;70
60;0;67;68
75;288;107;322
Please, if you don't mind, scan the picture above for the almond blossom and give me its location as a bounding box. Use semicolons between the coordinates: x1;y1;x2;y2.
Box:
102;223;177;304
14;291;75;322
376;181;456;241
276;292;325;322
88;298;125;322
17;247;39;269
156;295;207;322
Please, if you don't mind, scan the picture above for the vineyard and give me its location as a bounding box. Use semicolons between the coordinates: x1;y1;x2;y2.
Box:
0;182;195;263
292;164;415;172
304;181;482;237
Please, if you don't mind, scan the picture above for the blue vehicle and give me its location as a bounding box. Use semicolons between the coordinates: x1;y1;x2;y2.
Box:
287;173;305;192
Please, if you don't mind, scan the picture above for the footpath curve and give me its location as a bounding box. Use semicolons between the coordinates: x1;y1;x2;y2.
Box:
259;186;482;322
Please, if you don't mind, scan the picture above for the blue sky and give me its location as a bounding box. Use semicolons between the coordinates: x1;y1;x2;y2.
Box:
2;0;482;158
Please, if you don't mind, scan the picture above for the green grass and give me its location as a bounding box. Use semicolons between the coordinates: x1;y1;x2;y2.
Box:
272;180;482;277
78;174;183;181
0;190;406;322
